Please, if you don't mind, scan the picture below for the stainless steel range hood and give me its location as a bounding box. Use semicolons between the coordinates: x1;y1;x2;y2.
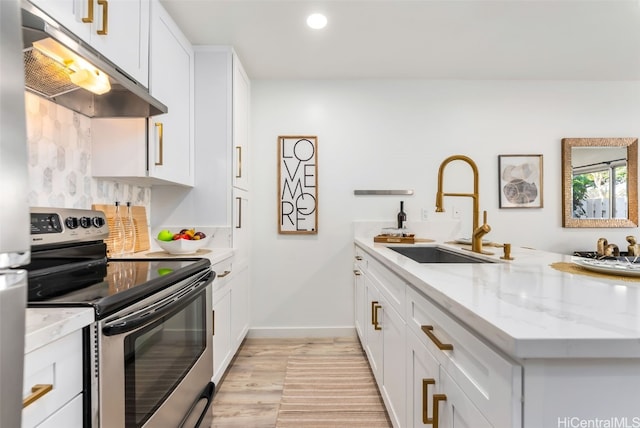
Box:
21;1;167;118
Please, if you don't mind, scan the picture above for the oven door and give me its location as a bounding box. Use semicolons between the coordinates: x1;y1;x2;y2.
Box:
98;271;213;428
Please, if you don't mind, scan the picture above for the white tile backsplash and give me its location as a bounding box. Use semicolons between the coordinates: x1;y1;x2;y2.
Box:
25;92;151;212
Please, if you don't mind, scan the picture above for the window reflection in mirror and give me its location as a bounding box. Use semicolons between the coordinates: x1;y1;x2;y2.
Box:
562;138;638;228
571;147;627;219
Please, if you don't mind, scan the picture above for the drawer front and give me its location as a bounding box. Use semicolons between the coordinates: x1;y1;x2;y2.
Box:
23;331;83;428
406;285;522;428
439;369;493;428
354;245;367;272
367;254;406;317
35;394;83;428
212;258;234;295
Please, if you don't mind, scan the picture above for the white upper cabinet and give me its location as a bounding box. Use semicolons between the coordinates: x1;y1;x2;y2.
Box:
91;0;193;186
28;0;92;41
89;0;150;86
29;0;150;86
147;0;194;186
232;56;250;191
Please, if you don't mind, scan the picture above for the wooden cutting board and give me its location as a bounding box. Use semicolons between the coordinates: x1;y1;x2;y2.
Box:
92;204;150;255
374;234;416;244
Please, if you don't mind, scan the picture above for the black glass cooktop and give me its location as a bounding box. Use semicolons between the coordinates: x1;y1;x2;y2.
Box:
27;256;211;318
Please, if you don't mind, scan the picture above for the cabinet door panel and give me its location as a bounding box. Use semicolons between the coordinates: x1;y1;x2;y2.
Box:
29;0;92;41
439;369;493;428
212;289;232;384
364;277;383;383
232;56;250;191
230;264;249;349
381;302;405;428
406;330;440;428
232;189;250;267
354;266;365;342
89;0;149;85
148;0;194;186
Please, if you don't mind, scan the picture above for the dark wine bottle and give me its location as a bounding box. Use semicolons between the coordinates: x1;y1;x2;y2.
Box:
397;201;406;229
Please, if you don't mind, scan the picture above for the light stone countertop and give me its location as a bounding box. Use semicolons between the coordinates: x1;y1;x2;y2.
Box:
25;307;94;354
355;237;640;359
118;246;234;266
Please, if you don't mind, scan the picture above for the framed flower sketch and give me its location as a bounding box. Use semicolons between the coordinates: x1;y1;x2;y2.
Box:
278;136;318;234
498;154;543;208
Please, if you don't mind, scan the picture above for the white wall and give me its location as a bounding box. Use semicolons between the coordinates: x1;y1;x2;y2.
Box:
250;80;640;333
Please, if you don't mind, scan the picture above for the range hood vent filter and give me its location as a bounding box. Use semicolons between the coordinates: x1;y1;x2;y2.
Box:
23;47;78;98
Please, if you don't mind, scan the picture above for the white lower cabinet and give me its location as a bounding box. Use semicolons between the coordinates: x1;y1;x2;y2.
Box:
212;257;233;384
439;369;493;428
380;298;406;428
361;259;405;428
407;329;492;428
230;264;249;348
364;276;383;384
406;285;521;428
22;330;83;428
211;256;250;385
406;329;440;427
355;243;522;428
353;258;366;340
35;395;83;428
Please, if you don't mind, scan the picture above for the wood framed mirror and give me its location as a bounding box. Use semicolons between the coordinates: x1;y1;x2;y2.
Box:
562;137;638;228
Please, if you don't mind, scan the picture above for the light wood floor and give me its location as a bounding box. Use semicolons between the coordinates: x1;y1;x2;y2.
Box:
211;336;387;428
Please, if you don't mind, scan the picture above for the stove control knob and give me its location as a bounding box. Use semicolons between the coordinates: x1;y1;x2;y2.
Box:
79;216;92;228
92;216;106;228
65;216;79;229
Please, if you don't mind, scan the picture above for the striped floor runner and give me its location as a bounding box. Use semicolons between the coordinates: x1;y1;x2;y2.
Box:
275;354;391;427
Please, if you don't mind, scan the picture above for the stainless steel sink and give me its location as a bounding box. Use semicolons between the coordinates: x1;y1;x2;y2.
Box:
388;246;492;263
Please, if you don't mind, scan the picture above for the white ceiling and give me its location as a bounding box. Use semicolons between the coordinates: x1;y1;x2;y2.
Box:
159;0;640;80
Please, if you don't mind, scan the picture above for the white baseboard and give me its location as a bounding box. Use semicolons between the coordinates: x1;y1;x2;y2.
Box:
247;326;357;338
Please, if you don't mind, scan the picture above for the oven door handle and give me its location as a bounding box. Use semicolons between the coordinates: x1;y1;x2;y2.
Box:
102;273;212;336
179;382;215;428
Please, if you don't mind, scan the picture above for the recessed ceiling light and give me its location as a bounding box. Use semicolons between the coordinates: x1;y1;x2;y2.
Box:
306;13;327;30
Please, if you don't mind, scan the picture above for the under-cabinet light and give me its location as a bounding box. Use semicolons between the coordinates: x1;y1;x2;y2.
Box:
32;38;111;95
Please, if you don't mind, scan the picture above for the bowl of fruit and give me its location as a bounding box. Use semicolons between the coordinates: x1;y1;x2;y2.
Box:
155;228;211;255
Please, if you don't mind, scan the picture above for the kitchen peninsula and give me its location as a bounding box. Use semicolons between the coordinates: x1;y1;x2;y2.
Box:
354;235;640;427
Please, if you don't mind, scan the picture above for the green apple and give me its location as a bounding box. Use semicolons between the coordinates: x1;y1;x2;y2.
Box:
157;268;173;276
157;229;174;241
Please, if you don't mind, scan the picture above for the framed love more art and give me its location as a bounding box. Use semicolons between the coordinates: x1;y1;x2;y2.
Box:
277;136;318;234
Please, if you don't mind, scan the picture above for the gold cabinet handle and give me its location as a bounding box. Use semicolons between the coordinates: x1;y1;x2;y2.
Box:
353;270;361;276
154;122;164;166
97;0;108;35
422;379;447;428
371;301;377;326
82;0;94;22
422;379;435;424
217;270;231;278
373;303;382;330
235;146;242;178
431;394;447;428
235;197;242;228
23;384;53;408
421;325;453;351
